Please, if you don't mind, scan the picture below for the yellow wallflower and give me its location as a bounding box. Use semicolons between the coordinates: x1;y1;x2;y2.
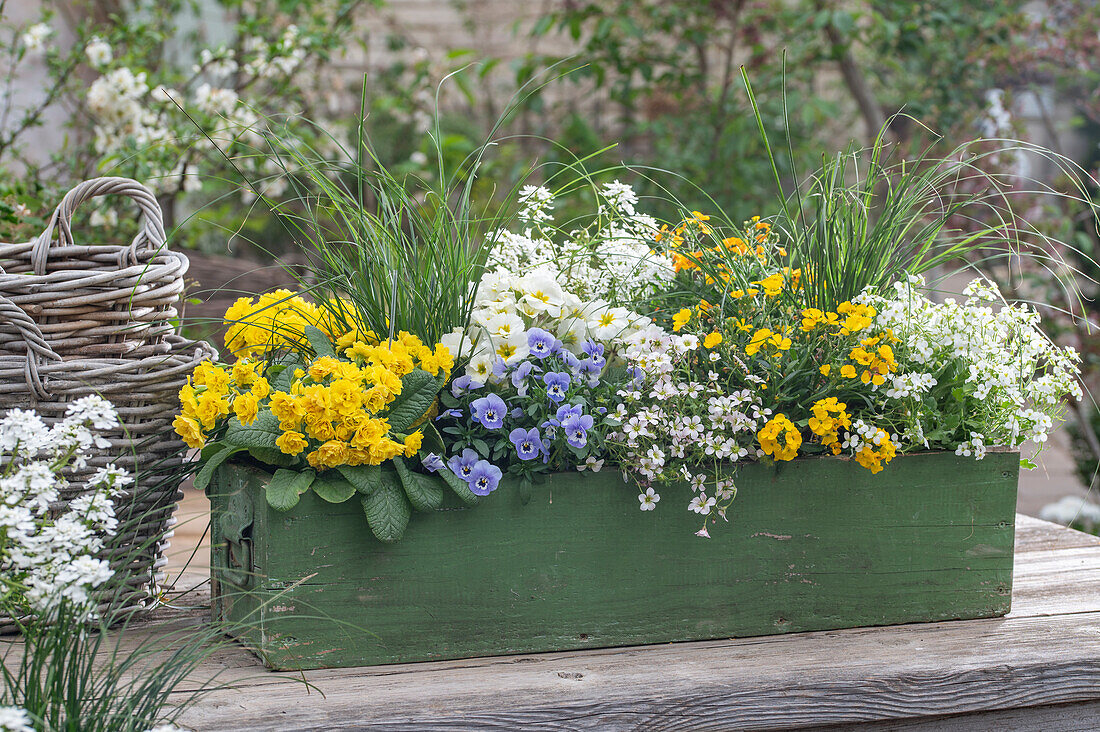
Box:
840;364;857;379
753;273;784;298
745;328;791;358
855;429;896;474
758;414;802;461
807;397;851;450
703;332;723;349
819;364;832;376
672;308;692;332
837;301;876;335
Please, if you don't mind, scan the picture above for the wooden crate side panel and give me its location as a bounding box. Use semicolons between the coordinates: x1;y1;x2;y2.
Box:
212;451;1019;670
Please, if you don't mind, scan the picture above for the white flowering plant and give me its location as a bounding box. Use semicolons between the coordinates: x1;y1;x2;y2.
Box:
0;3;364;246
486;182;675;306
0;397;128;621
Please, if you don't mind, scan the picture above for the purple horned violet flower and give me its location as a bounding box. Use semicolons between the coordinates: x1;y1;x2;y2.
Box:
491;357;510;380
448;448;480;481
562;412;594;448
582;339;604;359
542;372;571;403
510;360;539;397
526;328;557;359
421;453;446;473
509;427;544;461
471;393;507;430
451;375;484;397
467;460;503;496
558;350;580;371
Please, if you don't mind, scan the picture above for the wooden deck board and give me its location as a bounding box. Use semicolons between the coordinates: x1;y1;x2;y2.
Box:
15;513;1100;730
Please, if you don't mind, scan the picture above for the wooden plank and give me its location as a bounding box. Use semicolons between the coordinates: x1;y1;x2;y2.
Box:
210;451;1019;669
6;514;1089;731
174;608;1100;730
817;700;1100;731
1015;514;1100;552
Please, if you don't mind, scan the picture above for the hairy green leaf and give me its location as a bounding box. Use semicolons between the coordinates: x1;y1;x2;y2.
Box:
393;456;444;512
264;468;316;511
361;472;411;542
311;473;357;503
436;465;481;507
385;370;442;433
304;325;336;358
337;464;383;496
194;445;244;492
248;446;298;468
224;411;281;450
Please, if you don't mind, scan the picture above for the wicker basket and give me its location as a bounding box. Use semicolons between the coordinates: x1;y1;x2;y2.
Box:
0;177;216;625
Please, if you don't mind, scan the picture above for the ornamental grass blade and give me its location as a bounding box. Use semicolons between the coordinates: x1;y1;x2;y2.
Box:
392;456;444;512
361;473;411;542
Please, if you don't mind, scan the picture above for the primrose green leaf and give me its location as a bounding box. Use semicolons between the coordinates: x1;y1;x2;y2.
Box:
436;465;481;507
385;370;443;432
194;445;244;492
361;471;411;542
264;468;316;511
304;325;336;358
337;464;383;496
311;473;357;503
224;411;281;451
248;446;297;468
393;456;444;512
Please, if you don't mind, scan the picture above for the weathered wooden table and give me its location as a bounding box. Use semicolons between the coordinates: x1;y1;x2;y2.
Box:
165;515;1100;731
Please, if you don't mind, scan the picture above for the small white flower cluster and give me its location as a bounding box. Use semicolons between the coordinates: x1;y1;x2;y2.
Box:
841;419;896;454
954;432;987;460
609;329;769;520
487;182;675;305
440;269;655;383
0;397;128;619
858;275;1082;454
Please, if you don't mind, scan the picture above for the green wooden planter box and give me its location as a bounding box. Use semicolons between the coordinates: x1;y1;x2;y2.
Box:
209;450;1019;671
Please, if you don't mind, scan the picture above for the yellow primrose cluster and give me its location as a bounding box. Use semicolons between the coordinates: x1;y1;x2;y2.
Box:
807;398;851;454
223;290;348;358
757;414;802;461
174;328;452;471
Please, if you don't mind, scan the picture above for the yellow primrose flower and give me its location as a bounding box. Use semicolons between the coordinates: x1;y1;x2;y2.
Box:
307;440;350;470
233;392;260;426
173;415;205;449
403;430;424;458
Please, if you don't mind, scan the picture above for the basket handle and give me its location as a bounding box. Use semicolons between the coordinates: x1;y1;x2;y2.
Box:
0;294;62;401
30;177;167;276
